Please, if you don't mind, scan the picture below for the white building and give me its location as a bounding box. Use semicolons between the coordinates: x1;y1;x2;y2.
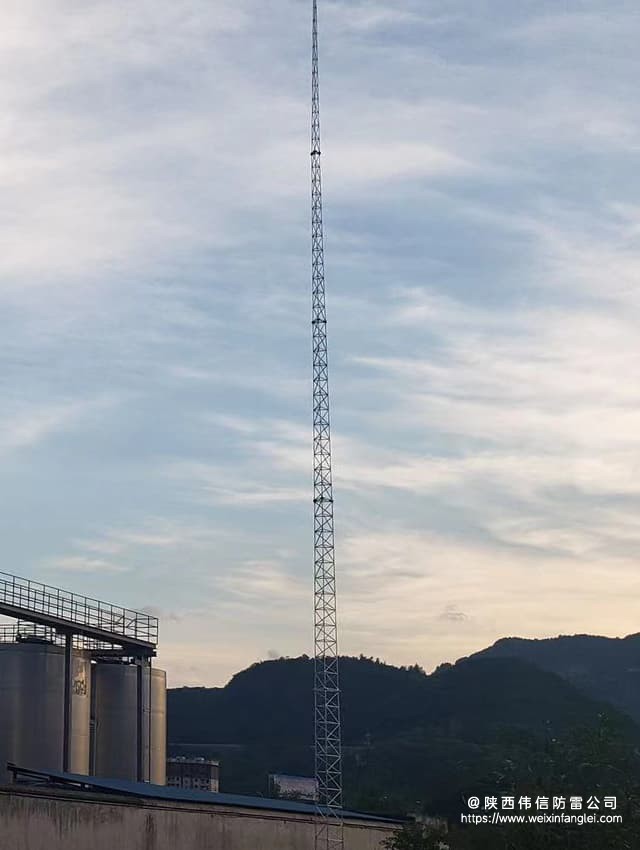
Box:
167;757;219;792
269;774;318;802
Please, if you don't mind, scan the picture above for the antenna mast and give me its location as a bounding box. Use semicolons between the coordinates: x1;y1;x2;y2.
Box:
310;1;344;848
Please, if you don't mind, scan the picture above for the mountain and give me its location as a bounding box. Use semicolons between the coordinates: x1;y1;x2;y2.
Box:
466;632;640;724
167;653;638;815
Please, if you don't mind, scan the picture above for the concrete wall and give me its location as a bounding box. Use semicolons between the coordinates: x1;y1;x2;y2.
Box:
0;786;398;850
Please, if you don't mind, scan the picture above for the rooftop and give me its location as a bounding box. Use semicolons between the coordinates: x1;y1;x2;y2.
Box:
8;765;404;825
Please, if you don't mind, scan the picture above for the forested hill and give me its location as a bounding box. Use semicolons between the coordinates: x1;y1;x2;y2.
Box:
467;632;640;724
167;652;638;814
168;653;631;746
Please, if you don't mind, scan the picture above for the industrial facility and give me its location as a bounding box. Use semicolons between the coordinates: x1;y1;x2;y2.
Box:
0;569;401;848
0;569;166;786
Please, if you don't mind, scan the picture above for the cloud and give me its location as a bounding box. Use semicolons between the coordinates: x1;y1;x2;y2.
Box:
439;605;468;623
166;461;309;506
323;2;423;33
214;559;307;609
71;518;230;561
42;555;129;574
140;606;186;624
0;396;121;454
335;524;640;671
0;1;253;286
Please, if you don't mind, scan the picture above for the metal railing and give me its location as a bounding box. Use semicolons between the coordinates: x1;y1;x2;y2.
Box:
0;622;119;652
0;572;158;646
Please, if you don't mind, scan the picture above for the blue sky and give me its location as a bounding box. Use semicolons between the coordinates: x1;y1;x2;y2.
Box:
3;1;640;686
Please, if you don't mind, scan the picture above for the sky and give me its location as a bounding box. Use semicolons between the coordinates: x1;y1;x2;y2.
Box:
3;1;640;687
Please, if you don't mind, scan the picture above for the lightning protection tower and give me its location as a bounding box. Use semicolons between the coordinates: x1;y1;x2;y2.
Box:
310;1;344;848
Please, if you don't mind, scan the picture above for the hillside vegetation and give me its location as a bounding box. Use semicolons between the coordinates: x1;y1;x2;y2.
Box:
467;632;640;724
168;650;639;816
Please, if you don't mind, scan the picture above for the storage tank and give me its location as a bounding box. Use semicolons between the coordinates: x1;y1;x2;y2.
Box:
150;668;167;785
69;651;92;772
92;661;138;780
92;661;167;784
0;640;91;782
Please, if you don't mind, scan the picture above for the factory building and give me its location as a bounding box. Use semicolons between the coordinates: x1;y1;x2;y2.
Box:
3;767;402;850
167;756;220;792
0;639;167;785
0;571;403;848
0;571;166;785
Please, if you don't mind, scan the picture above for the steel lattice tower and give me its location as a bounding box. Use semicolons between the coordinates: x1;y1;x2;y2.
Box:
310;1;343;848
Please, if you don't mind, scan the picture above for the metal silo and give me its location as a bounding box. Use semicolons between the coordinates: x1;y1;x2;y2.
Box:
69;651;92;774
0;642;30;781
92;661;139;780
92;660;167;784
149;667;167;785
0;640;91;782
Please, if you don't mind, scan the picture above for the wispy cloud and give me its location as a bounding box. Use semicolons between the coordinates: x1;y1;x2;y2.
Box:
0;396;121;454
42;555;129;574
166;460;309;506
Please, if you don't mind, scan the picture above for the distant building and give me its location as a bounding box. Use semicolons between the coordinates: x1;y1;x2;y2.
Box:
167;757;219;792
269;774;318;802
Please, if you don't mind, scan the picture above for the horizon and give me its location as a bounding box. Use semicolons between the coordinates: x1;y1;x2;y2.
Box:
168;628;639;690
